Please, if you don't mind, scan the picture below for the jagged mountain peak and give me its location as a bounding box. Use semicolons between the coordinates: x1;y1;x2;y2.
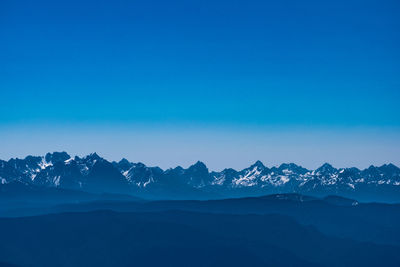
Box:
220;168;239;174
173;166;185;171
316;163;336;173
278;163;295;169
344;167;360;173
119;158;130;165
86;152;101;160
23;155;42;162
379;163;400;172
133;162;147;168
278;163;307;172
45;152;71;163
249;160;265;169
112;158;133;172
83;152;103;167
188;161;208;171
193;160;207;167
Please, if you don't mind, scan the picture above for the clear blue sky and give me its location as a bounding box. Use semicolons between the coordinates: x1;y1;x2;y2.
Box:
1;0;399;170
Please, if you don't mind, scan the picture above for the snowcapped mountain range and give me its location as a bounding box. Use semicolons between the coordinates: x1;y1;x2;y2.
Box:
1;152;400;201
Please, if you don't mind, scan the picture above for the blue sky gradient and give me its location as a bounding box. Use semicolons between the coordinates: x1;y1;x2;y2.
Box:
1;0;399;169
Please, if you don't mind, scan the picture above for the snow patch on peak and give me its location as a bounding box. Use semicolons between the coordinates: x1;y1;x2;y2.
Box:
232;166;261;187
39;158;53;170
64;158;73;164
122;167;133;182
282;169;293;175
211;174;226;185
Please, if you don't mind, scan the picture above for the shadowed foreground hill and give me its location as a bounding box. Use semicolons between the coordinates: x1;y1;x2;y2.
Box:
0;210;399;267
4;194;398;247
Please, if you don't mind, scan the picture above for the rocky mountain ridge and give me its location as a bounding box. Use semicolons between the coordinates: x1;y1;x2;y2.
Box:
1;152;399;201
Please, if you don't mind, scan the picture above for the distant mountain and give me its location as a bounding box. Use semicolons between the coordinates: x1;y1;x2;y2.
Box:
1;152;400;201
